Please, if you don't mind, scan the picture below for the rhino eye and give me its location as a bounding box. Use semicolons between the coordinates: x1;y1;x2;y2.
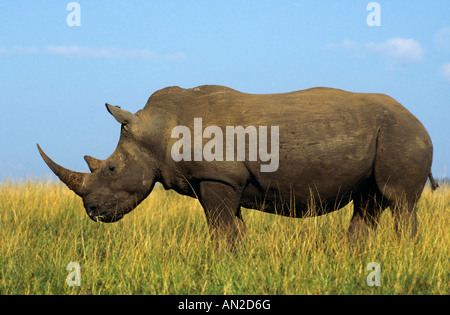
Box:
109;166;116;172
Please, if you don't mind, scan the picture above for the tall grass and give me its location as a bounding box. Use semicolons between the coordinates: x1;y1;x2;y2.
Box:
0;179;448;294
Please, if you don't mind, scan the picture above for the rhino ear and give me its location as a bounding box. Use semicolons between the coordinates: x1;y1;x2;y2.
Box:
84;155;104;173
106;103;137;125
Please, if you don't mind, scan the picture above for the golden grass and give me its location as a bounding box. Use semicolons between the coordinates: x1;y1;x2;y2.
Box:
0;180;448;294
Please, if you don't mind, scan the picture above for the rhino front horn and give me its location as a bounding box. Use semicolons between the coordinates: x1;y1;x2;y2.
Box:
37;144;88;196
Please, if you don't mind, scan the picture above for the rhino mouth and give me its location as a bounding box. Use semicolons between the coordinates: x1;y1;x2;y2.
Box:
84;192;143;223
90;212;124;223
87;205;125;223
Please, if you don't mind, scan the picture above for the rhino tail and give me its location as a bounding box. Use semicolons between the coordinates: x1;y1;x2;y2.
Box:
428;172;439;191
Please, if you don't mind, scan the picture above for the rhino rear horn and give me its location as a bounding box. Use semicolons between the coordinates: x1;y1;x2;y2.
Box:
84;155;104;173
106;103;137;125
37;144;88;196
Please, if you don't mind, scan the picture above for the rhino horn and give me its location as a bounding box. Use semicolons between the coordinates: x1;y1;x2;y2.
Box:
37;144;88;196
105;103;137;125
84;155;104;173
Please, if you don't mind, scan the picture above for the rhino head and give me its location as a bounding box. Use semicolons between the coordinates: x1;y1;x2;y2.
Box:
38;104;157;223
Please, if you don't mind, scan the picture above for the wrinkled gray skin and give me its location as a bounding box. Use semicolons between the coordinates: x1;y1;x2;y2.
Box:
38;85;438;245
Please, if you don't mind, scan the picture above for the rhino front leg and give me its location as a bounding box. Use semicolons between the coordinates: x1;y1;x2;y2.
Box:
198;181;246;249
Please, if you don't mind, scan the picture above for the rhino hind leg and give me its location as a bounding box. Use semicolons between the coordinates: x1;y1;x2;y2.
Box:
372;125;432;238
347;181;387;243
197;181;246;249
389;197;418;238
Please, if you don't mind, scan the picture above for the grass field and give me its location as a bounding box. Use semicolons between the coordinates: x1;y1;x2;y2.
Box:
0;180;448;295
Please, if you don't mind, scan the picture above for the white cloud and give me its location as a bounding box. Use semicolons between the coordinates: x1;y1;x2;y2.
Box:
45;45;160;60
326;39;363;57
0;46;40;55
327;39;360;51
440;63;450;83
327;38;425;65
0;45;185;61
365;38;425;64
11;46;40;55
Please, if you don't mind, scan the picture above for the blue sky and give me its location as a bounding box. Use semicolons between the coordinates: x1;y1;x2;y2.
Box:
1;0;449;180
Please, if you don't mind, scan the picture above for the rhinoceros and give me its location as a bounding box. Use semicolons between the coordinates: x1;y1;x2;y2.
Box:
38;85;438;244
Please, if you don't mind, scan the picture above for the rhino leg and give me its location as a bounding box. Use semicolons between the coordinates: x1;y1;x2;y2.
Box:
347;184;387;243
390;197;418;239
198;181;246;249
374;173;422;238
372;124;431;239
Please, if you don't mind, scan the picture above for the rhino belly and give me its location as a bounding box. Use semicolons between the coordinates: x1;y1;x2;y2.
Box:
240;125;378;217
